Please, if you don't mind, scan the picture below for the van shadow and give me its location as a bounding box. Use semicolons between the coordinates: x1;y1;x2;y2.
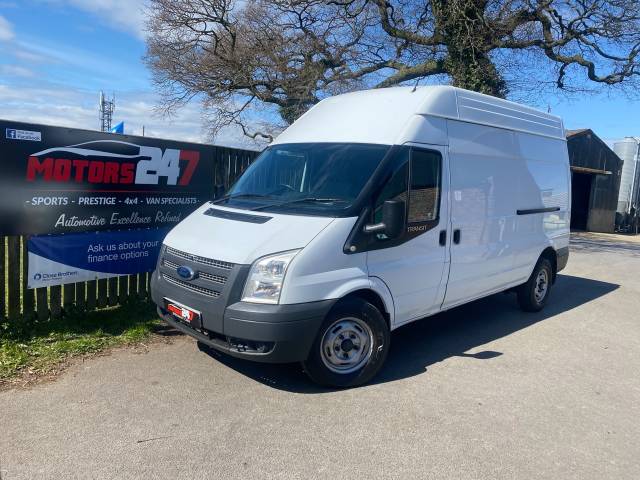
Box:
199;274;618;393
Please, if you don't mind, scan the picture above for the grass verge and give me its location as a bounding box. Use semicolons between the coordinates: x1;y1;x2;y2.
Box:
0;299;162;385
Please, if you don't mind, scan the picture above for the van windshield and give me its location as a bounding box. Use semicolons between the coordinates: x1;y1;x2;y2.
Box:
218;143;390;215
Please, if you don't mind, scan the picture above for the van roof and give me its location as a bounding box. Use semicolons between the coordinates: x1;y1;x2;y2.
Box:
272;86;565;146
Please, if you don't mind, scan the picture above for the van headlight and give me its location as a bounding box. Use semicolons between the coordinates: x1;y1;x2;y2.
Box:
241;250;301;304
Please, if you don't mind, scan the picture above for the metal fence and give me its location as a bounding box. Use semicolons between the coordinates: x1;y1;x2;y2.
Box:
1;145;259;321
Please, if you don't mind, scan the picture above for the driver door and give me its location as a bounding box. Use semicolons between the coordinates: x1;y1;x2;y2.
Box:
366;144;450;326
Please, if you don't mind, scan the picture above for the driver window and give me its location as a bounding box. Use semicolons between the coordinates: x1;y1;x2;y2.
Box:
372;146;442;235
408;149;441;224
373;149;409;224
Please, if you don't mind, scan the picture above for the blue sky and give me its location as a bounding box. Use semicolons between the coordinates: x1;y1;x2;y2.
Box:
0;0;249;146
0;0;638;146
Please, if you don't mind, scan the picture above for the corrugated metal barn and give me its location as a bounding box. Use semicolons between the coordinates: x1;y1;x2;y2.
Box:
566;129;623;233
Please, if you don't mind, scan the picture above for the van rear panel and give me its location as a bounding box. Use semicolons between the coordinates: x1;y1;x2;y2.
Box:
513;132;571;277
441;119;569;308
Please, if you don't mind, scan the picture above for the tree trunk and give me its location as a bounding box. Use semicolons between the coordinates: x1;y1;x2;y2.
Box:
433;0;508;98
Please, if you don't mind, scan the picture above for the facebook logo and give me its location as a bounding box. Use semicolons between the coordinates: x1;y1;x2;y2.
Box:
5;128;41;141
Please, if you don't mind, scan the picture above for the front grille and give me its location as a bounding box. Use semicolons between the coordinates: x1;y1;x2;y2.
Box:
162;274;221;298
163;259;180;269
162;259;227;285
198;271;227;285
165;246;234;270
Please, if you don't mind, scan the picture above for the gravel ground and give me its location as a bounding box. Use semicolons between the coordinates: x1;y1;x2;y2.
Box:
1;232;639;480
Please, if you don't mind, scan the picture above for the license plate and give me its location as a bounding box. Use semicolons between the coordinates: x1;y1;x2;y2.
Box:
165;299;200;324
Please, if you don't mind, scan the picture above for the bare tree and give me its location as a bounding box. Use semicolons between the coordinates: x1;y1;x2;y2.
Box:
145;0;640;141
364;0;640;97
145;0;401;141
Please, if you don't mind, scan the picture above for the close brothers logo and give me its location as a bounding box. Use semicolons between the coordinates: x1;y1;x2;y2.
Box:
33;271;79;281
24;140;200;186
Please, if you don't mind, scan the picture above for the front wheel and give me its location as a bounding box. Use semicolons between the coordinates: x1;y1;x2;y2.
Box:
517;257;553;312
303;298;390;388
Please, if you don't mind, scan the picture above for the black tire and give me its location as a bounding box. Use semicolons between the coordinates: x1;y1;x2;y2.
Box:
517;257;553;312
302;298;390;388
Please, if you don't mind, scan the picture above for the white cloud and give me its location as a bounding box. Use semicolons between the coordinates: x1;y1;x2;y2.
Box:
13;47;48;63
0;14;14;41
15;36;144;85
0;64;35;77
45;0;148;40
0;83;261;150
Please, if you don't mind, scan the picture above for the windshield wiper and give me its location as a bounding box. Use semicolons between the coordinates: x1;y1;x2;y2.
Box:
250;197;348;211
211;193;274;205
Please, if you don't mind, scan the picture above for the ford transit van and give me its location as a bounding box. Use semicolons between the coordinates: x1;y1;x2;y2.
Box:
151;86;570;387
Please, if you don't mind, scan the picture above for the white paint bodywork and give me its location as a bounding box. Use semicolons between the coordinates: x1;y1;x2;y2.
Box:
442;122;570;309
366;143;451;324
163;203;336;265
164;86;570;330
273;86;565;146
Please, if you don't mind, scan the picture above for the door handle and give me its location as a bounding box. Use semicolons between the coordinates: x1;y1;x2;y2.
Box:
439;230;446;246
453;229;461;244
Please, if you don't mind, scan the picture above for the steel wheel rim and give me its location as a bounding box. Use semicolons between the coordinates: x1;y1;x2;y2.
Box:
534;269;549;303
320;317;374;374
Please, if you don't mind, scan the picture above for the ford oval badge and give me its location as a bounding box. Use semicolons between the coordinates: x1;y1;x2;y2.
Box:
176;265;196;280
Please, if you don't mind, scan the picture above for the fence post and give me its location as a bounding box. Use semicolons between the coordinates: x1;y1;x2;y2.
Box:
36;287;48;321
128;274;138;298
63;283;75;312
0;237;5;319
118;275;129;303
50;285;62;318
86;279;97;311
214;146;223;187
138;272;147;298
22;236;35;319
97;278;108;308
7;236;21;320
75;282;86;311
108;276;118;306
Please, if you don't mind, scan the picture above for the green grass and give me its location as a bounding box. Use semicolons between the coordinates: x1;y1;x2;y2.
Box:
0;299;161;382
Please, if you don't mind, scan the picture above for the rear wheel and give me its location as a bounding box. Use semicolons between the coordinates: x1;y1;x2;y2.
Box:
517;257;553;312
303;298;389;388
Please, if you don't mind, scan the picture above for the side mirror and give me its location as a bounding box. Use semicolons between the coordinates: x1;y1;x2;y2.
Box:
363;200;406;239
213;184;226;199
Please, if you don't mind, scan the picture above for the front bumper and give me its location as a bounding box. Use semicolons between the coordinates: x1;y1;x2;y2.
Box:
151;271;335;363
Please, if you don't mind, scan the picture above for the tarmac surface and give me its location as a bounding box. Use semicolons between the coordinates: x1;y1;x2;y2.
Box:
1;232;639;479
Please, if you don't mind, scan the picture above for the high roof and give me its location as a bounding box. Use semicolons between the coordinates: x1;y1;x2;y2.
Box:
273;86;566;146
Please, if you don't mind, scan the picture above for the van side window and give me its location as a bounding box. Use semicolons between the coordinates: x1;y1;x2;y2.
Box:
373;150;409;224
408;149;441;224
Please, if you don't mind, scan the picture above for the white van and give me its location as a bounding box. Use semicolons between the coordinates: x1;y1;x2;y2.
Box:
151;86;570;387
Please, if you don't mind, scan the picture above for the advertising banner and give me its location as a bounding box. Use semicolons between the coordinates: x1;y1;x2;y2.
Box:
0;120;215;235
27;229;168;288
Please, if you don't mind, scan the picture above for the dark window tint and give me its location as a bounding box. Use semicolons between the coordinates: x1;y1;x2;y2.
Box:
408;149;441;223
227;143;390;215
373;149;409;223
